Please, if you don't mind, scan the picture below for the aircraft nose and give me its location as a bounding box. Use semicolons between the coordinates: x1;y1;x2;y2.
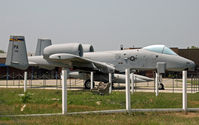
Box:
186;60;196;71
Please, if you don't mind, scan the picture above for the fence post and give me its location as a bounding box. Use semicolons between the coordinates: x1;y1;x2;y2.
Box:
6;67;9;88
182;70;187;113
130;73;134;93
90;72;94;90
155;73;159;96
13;72;14;86
56;71;58;89
172;77;174;93
18;75;20;88
109;73;112;94
62;68;68;114
125;68;131;112
24;72;27;93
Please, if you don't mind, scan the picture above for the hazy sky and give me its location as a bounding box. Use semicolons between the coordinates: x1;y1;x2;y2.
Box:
0;0;199;52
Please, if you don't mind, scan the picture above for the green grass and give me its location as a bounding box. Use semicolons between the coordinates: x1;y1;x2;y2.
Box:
1;112;199;125
1;88;199;124
1;88;199;115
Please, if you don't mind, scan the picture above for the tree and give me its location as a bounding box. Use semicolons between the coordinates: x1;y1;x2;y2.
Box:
187;46;199;49
0;50;4;53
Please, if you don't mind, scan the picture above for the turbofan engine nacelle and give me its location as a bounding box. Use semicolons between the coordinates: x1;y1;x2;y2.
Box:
43;43;83;58
82;44;94;52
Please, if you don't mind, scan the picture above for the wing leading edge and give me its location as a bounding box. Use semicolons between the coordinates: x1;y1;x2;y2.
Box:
49;53;115;73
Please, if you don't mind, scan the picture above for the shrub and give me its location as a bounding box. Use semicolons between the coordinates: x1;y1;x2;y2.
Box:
20;92;32;103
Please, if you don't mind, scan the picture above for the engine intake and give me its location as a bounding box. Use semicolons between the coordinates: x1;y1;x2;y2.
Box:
43;43;83;58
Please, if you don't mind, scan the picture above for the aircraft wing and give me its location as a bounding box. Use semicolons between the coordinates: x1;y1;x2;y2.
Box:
49;53;115;73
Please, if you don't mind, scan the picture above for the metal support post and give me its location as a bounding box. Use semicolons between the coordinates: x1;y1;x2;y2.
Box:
24;72;27;93
130;73;134;93
125;69;131;111
6;67;9;88
31;67;34;88
155;73;159;96
109;73;112;94
90;72;94;90
56;71;58;88
62;68;68;114
182;70;187;112
13;72;14;86
159;74;162;84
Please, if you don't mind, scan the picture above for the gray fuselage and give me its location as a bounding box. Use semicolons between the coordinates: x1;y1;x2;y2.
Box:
28;48;195;72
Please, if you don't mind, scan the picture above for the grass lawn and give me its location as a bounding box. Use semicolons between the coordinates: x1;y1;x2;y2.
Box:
1;112;199;125
1;88;199;124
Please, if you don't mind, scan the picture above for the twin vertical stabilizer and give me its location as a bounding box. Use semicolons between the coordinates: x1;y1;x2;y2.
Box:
5;36;29;70
35;39;52;56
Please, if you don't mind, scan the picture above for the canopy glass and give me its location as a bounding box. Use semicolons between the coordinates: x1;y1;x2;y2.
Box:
143;45;178;55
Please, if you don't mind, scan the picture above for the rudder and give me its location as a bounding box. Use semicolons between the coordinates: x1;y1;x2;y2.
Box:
5;36;29;70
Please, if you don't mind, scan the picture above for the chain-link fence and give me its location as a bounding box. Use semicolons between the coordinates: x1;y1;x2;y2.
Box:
1;71;199;93
0;72;85;90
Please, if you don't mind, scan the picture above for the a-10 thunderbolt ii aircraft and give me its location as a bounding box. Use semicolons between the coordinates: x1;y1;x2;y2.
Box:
6;36;195;89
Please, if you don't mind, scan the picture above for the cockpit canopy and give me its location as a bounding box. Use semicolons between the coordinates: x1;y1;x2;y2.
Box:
142;45;178;56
